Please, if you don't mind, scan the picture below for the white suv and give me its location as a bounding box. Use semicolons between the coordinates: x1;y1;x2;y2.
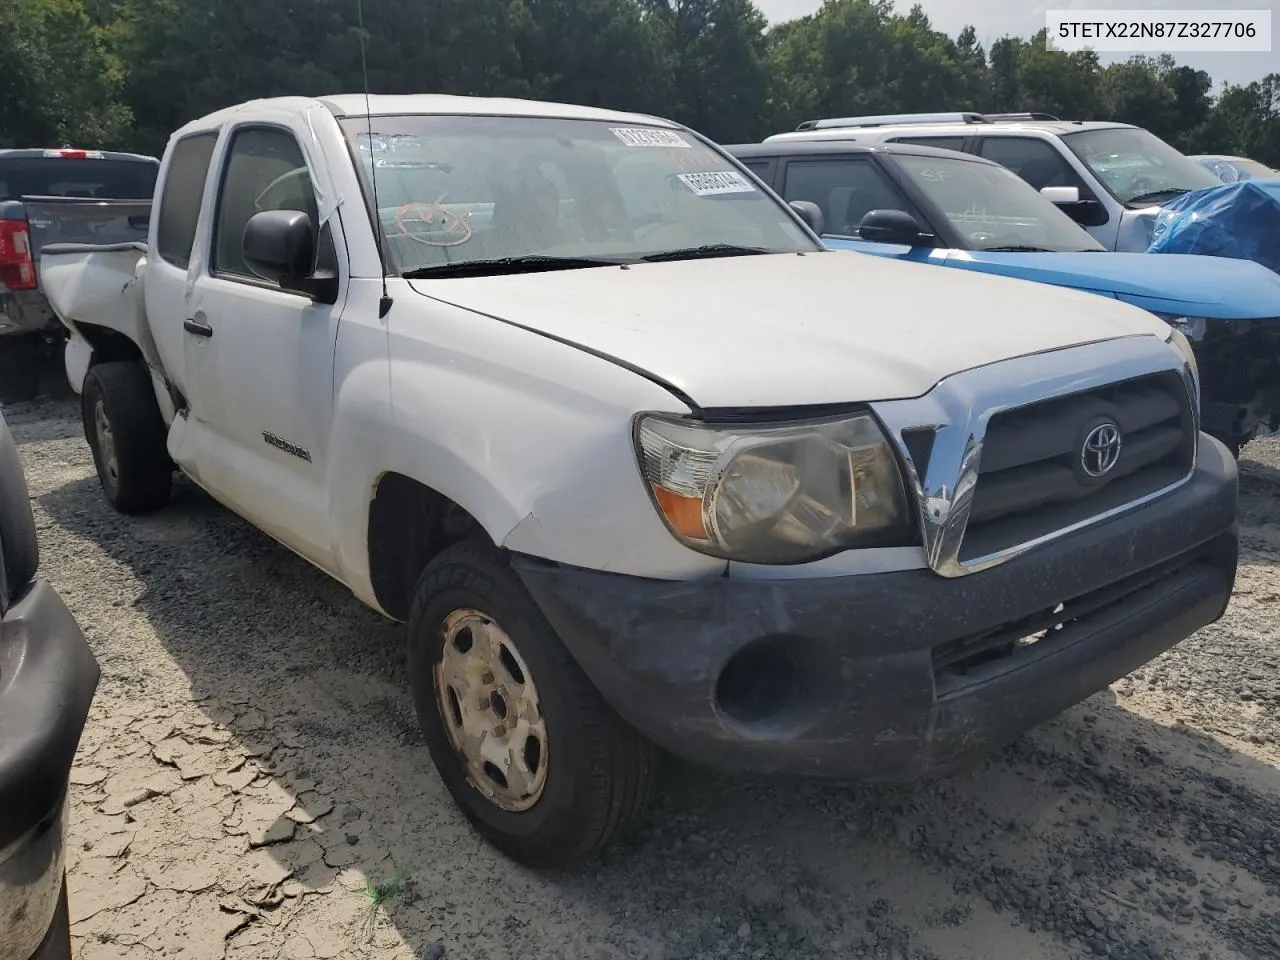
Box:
765;112;1224;252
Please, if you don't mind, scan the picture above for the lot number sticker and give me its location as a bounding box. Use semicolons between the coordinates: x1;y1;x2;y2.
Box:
677;170;757;196
610;127;691;148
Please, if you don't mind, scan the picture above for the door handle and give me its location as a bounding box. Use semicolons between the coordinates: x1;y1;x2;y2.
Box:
183;319;213;338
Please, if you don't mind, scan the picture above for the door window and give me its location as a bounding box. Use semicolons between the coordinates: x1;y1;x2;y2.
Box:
212;127;318;281
977;137;1085;192
780;159;920;237
156;133;218;269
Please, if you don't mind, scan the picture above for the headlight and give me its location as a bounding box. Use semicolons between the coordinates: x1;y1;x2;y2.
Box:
635;412;912;564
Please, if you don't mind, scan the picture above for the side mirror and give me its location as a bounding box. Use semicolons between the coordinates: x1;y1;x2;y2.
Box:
243;210;316;287
1040;185;1081;205
858;209;925;246
789;200;824;236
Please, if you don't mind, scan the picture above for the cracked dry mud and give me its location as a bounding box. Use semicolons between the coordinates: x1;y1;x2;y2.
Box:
8;396;1280;960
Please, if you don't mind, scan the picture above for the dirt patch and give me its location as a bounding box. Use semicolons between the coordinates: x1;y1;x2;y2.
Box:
8;395;1280;960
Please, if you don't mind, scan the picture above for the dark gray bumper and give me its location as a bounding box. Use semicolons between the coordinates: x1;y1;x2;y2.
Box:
0;581;99;960
514;434;1239;780
0;291;57;337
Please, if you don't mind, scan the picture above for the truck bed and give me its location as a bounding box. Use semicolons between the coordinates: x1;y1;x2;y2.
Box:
1;198;152;337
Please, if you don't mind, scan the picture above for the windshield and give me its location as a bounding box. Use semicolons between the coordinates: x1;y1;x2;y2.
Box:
895;155;1104;252
0;157;158;201
1063;128;1220;206
337;115;818;275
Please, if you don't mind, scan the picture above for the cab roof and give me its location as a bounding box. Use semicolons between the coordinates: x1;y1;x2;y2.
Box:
174;94;680;138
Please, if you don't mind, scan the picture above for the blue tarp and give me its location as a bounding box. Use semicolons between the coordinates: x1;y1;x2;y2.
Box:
1147;179;1280;275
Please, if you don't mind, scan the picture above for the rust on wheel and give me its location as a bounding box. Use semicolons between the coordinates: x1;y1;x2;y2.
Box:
434;608;549;812
93;399;119;491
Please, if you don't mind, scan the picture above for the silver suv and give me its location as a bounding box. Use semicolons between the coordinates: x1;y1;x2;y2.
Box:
765;112;1223;252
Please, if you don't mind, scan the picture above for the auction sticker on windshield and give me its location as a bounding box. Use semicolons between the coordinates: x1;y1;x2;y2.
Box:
610;127;692;148
677;171;756;196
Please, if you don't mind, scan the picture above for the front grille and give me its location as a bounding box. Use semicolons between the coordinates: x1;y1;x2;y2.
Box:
931;547;1201;691
960;371;1194;563
1196;318;1280;407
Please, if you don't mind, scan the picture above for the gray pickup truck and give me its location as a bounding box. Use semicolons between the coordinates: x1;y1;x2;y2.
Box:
0;149;157;402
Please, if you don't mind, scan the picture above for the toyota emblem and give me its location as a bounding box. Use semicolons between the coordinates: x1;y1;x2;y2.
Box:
1081;421;1123;477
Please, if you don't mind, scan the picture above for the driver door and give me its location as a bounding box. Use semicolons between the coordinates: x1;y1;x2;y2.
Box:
182;123;348;568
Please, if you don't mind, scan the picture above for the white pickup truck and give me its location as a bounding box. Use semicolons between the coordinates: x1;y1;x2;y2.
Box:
38;94;1239;868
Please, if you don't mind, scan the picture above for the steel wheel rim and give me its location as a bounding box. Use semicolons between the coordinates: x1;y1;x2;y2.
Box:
93;399;119;489
434;608;549;812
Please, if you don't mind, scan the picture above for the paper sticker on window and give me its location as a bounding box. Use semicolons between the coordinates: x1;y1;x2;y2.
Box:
611;127;692;148
676;171;756;196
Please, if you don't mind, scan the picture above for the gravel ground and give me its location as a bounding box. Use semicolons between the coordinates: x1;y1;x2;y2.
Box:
7;396;1280;960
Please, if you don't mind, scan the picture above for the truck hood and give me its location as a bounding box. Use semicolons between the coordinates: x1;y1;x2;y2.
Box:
943;250;1280;319
409;250;1174;408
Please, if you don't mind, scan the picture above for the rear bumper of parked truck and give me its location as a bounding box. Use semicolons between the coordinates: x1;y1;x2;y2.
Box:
0;581;100;960
514;433;1239;780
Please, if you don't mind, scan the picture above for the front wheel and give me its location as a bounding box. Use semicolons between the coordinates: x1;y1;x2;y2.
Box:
82;361;173;514
407;539;656;867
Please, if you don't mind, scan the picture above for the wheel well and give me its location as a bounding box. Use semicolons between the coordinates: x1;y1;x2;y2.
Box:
367;473;487;621
77;323;145;365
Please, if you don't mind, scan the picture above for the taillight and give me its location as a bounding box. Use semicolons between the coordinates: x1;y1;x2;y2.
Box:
0;220;37;291
42;148;102;160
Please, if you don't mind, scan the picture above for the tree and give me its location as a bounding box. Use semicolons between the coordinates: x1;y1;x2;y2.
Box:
1100;56;1176;135
642;0;772;141
0;0;131;148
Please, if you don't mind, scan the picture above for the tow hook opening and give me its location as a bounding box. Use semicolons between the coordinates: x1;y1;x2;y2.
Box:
713;634;827;737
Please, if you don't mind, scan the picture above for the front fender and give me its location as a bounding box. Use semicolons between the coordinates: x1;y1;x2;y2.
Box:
325;292;725;605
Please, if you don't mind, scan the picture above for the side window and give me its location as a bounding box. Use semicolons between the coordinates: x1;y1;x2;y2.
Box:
781;159;918;237
156;133;218;269
213;127;318;281
891;136;968;152
740;159;774;182
978;137;1084;192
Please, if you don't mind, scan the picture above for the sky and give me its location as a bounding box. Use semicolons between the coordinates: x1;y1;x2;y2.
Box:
752;0;1280;88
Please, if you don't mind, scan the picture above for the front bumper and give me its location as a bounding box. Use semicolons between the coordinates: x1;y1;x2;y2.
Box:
0;581;99;960
514;434;1238;780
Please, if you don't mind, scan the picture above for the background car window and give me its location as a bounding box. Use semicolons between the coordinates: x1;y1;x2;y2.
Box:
0;158;157;203
739;159;773;179
978;137;1084;192
891;136;967;152
896;155;1103;252
213;127;318;279
155;133;217;269
1064;127;1221;205
781;158;915;236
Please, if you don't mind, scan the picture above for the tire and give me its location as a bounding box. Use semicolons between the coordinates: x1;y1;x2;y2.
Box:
0;409;39;601
407;538;656;868
81;361;172;514
0;333;41;404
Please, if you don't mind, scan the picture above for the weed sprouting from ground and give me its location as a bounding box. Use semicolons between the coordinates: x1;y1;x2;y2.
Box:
354;859;413;940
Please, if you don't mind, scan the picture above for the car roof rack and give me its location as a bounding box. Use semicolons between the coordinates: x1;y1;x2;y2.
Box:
794;111;1062;131
981;112;1062;122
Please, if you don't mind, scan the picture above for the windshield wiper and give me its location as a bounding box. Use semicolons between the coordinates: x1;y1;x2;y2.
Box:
1127;187;1190;206
640;243;774;263
402;255;627;279
977;245;1054;252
